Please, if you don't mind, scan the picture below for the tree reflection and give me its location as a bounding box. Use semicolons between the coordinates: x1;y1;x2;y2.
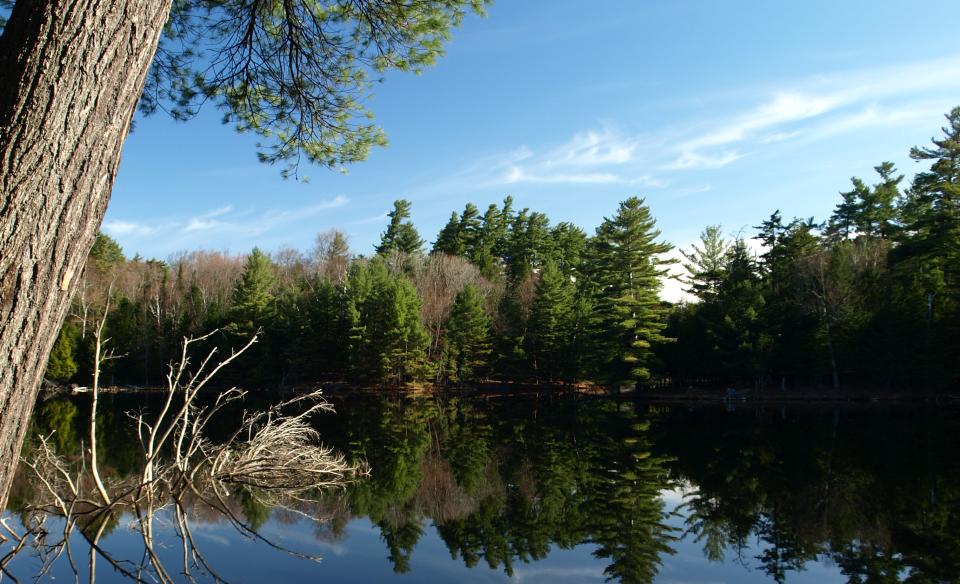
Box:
5;394;960;583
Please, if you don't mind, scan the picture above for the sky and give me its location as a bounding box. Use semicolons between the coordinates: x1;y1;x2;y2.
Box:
105;0;960;300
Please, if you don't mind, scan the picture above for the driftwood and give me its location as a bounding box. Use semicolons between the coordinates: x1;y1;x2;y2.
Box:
2;330;362;583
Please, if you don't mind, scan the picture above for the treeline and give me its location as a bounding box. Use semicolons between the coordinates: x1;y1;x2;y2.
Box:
46;107;960;391
46;194;673;389
664;108;960;390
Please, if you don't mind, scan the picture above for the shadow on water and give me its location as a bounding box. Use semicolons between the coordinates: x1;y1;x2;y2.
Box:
3;392;959;583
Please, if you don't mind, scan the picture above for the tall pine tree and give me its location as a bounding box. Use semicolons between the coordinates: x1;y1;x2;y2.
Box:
587;197;673;390
377;199;424;256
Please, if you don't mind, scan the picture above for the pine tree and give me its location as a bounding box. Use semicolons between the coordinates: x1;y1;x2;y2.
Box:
714;238;766;384
588;197;674;389
546;222;588;277
228;248;278;335
825;164;902;242
349;260;430;384
526;262;576;381
432;211;464;256
825;179;868;243
892;107;960;384
377;199;424;256
458;203;483;259
88;232;126;270
903;107;960;274
504;209;551;282
861;162;901;238
681;225;729;301
473;204;503;277
444;284;491;382
46;321;80;382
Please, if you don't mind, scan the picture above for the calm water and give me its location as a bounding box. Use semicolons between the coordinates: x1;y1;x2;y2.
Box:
3;393;959;583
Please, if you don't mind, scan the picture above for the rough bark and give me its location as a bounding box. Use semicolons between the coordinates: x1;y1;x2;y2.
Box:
0;0;171;510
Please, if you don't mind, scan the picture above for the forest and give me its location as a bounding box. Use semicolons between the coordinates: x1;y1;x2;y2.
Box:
44;107;960;393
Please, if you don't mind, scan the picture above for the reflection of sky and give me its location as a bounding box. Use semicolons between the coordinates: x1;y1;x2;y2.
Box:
2;492;846;583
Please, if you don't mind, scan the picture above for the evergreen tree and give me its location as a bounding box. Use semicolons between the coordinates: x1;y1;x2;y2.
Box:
892;107;960;385
504;209;551;282
458;203;484;259
377;199;424;255
681;225;729;301
350;260;430;383
825;179;868;243
88;232;126;270
432;211;464;256
546;222;588;278
228;248;278;335
445;284;491;382
473;203;503;277
526;262;576;382
714;238;766;384
861;162;901;238
825;164;902;242
588;197;674;389
46;321;80;382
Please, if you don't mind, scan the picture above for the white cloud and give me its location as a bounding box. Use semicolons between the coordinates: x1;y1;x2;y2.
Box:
490;128;655;187
505;166;623;185
353;211;390;225
666;151;743;171
102;220;157;236
103;195;349;253
542;129;638;167
662;55;960;174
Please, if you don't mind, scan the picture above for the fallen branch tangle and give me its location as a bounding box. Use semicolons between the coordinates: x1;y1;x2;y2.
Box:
5;330;363;583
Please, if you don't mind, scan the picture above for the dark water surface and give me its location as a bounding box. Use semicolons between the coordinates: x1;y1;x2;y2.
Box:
3;393;958;583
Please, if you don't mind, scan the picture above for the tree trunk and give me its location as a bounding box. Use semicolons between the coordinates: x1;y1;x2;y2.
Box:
0;0;171;510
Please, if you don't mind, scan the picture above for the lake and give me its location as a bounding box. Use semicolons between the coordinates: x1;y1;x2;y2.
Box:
2;392;958;583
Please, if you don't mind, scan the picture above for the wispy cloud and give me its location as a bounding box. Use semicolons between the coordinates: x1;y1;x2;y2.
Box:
352;211;390;225
102;220;158;236
458;56;960;194
665;151;743;171
663;55;960;172
488;129;664;187
104;195;349;254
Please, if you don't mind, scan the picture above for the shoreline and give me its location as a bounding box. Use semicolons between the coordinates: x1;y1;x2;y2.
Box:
43;379;960;406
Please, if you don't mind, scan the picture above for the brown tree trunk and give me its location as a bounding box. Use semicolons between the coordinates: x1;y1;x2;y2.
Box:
0;0;171;510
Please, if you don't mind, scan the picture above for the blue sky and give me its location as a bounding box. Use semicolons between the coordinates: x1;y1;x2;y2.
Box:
106;0;960;298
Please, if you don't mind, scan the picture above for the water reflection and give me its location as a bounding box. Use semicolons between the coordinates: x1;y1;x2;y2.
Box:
3;393;959;583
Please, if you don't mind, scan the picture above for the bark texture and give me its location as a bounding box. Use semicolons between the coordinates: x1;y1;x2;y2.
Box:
0;0;171;510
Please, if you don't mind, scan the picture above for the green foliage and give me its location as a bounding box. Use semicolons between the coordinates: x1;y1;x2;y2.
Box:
35;398;79;454
377;199;424;256
444;284;491;382
432;211;464;256
349;261;431;383
526;262;576;382
45;105;960;391
503;209;551;283
143;0;488;177
46;321;80;382
88;232;125;270
587;197;674;389
229;248;277;335
681;225;729;301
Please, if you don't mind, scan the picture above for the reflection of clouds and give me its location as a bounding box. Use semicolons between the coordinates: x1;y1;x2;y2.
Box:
190;528;232;547
509;565;607;583
256;517;351;557
660;481;701;509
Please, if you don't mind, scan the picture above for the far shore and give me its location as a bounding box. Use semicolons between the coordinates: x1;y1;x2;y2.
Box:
42;379;960;406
